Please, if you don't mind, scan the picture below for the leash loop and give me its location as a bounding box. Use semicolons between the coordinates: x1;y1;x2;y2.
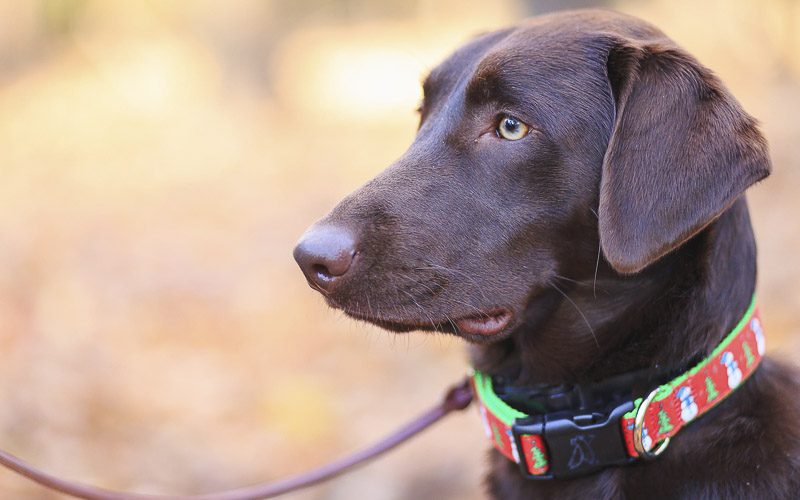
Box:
0;377;473;500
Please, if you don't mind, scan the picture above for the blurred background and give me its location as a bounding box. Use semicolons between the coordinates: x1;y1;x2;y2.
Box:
0;0;797;498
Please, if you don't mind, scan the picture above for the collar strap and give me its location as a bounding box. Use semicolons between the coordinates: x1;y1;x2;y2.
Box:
472;296;764;479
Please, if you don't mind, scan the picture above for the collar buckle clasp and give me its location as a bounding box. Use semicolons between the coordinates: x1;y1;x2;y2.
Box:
512;400;635;479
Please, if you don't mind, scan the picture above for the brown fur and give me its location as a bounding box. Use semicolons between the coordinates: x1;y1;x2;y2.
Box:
294;10;800;499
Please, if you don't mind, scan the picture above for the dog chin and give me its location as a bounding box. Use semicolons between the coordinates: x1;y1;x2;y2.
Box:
339;306;517;342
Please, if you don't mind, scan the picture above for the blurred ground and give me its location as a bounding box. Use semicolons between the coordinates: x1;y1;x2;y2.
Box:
0;0;797;498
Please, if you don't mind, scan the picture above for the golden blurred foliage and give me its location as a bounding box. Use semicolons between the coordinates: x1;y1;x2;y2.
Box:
0;0;797;498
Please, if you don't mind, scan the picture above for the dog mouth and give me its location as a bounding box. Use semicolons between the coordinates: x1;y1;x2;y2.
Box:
452;308;513;336
341;306;513;337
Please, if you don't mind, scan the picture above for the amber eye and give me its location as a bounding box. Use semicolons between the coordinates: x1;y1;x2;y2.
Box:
497;116;529;140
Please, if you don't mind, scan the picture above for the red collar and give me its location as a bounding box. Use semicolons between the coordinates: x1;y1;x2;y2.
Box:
472;296;764;479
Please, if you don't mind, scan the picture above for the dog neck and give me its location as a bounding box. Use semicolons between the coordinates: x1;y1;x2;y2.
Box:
471;198;758;388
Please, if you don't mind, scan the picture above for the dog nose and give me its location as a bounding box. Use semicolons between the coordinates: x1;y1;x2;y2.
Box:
293;225;357;292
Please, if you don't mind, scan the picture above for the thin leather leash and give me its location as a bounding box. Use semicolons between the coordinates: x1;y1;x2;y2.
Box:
0;378;473;500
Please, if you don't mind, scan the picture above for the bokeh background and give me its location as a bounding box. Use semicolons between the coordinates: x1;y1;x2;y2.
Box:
0;0;797;498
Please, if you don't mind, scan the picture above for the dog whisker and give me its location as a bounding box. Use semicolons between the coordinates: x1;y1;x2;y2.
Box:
413;261;490;303
446;316;459;334
395;272;440;298
397;271;493;325
547;278;600;349
593;244;601;300
553;274;608;293
399;289;439;331
588;207;601;299
449;297;489;318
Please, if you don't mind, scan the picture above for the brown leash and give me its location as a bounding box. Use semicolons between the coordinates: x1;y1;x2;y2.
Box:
0;378;473;500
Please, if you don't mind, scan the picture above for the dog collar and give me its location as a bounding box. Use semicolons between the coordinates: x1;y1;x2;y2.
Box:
472;296;764;479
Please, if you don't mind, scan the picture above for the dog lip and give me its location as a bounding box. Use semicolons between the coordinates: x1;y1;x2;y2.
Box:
339;310;420;332
339;306;513;336
453;308;513;336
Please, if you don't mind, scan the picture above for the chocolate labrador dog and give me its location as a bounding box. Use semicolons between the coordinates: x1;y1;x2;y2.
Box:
294;9;800;499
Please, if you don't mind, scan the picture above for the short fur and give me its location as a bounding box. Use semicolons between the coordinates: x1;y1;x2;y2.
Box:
294;9;800;499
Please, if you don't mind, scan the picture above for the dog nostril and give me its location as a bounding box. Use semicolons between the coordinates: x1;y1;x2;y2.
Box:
293;225;357;291
312;263;334;281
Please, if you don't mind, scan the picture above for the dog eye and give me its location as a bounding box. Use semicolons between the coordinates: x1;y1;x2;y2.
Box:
497;116;529;141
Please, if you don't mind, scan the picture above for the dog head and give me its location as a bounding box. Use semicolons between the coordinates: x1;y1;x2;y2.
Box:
293;10;770;346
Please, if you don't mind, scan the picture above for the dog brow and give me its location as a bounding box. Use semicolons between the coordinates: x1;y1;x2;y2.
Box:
420;68;446;111
465;61;511;106
421;72;434;98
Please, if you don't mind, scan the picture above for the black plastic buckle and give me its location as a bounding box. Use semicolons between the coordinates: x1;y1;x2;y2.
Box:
511;400;635;480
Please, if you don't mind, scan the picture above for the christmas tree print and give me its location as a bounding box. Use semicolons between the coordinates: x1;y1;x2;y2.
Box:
743;342;755;367
657;404;674;435
491;422;504;448
531;444;547;469
705;374;720;402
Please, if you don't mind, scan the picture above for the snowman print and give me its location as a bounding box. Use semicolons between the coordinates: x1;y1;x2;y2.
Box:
641;427;653;451
721;351;743;389
506;429;520;463
676;386;698;422
629;422;653;452
751;318;765;356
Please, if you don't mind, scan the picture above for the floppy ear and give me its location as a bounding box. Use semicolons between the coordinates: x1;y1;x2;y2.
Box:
598;39;771;274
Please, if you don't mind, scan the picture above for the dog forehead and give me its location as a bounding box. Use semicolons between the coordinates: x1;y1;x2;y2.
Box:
513;8;665;39
471;31;593;84
423;28;512;94
474;11;665;74
427;10;663;98
423;30;587;113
